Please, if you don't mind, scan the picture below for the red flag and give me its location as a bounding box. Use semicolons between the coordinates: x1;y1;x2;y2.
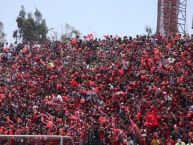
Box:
46;121;54;128
22;47;27;53
70;80;78;86
69;114;78;120
146;112;158;126
118;69;124;75
56;118;63;123
98;116;107;124
71;38;77;44
86;33;93;39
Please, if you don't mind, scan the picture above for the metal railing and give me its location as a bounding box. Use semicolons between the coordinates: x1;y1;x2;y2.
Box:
0;135;75;145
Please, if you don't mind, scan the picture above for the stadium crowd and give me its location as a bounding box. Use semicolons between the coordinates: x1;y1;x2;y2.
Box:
0;33;193;145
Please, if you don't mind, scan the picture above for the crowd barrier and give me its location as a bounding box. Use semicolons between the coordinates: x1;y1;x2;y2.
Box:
0;135;75;145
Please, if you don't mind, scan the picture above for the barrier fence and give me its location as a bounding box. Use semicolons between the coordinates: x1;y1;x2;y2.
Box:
0;135;75;145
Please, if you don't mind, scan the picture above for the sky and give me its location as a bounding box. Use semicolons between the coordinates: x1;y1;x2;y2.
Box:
0;0;193;43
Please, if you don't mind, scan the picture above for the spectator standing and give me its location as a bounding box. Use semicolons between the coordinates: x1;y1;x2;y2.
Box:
175;139;186;145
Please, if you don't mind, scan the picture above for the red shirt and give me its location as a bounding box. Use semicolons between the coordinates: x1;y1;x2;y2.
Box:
165;138;175;145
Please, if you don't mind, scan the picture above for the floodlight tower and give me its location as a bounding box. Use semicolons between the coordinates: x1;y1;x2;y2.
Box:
156;0;187;37
177;0;187;34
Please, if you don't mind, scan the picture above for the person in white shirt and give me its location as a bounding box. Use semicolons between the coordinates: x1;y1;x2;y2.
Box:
175;139;186;145
187;139;193;145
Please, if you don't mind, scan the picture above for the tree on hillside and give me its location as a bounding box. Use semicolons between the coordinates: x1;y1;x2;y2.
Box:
61;23;80;41
14;5;48;42
13;30;19;42
0;21;6;45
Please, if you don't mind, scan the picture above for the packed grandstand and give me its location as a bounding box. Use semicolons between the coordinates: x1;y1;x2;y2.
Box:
0;33;193;145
